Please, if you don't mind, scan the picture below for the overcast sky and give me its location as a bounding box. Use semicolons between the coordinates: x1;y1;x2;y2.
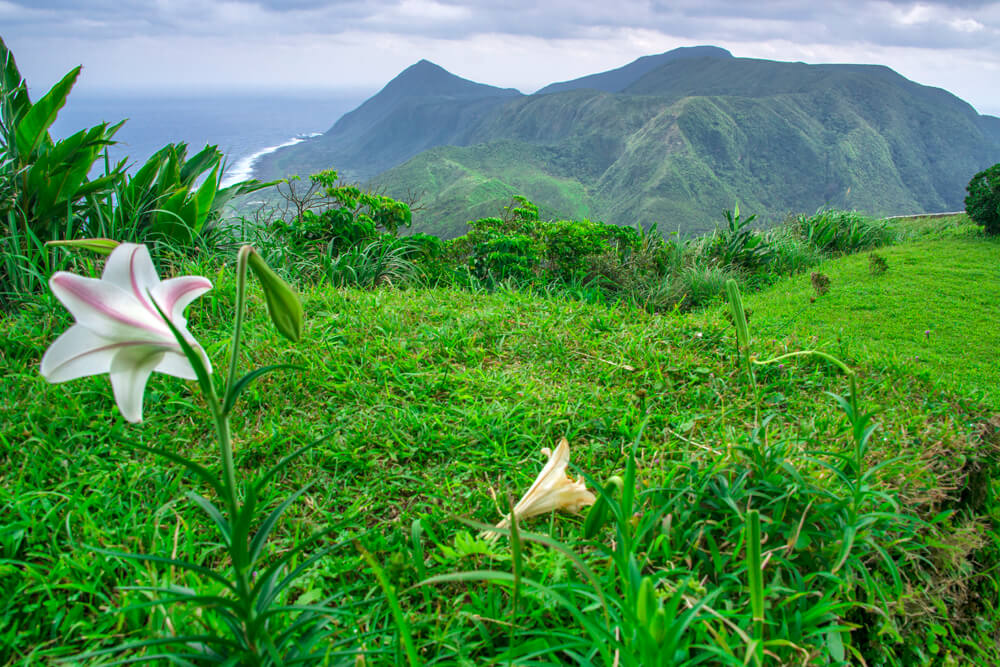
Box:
3;0;1000;115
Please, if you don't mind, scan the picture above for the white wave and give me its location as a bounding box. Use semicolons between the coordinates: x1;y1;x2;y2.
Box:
221;132;323;187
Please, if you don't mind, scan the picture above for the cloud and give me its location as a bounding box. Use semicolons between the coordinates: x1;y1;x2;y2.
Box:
8;0;1000;47
4;0;1000;114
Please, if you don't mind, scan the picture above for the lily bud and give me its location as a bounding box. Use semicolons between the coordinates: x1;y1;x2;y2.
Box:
242;246;303;343
45;238;120;256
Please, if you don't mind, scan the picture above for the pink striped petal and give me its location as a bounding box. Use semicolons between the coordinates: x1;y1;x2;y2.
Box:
110;347;165;423
40;325;117;382
152;275;212;325
101;243;161;319
49;271;170;342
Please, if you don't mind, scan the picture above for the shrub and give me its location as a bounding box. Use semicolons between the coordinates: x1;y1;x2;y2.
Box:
965;163;1000;235
869;252;888;275
453;197;647;286
261;170;414;283
90;143;268;248
467;229;542;284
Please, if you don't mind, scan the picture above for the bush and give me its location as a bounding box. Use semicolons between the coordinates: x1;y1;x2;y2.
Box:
467;229;542;284
260;170;415;284
965;163;1000;235
451;196;648;287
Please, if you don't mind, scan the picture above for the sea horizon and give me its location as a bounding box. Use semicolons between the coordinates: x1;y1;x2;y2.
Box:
50;88;372;186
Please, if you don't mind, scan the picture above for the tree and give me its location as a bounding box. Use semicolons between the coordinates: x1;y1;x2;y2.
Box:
965;163;1000;235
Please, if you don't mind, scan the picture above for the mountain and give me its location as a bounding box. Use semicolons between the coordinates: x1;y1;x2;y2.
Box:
252;60;522;182
535;45;733;95
252;51;1000;237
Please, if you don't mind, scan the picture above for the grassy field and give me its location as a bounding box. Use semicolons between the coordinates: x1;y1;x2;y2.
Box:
1;217;999;664
749;215;1000;407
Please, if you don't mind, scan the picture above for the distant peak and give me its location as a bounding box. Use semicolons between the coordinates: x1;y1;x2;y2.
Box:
409;59;444;71
371;59;522;102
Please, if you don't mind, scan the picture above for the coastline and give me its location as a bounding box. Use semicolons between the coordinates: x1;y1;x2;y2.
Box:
221;132;322;187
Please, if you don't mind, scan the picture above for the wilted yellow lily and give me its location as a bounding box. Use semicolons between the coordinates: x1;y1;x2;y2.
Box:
486;438;596;539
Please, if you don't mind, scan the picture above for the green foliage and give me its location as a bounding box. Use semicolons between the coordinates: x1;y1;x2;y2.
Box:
309;169;413;236
964;163;1000;234
452;196;653;287
702;203;774;272
794;209;897;254
262;170;412;269
91;143;270;246
0;37;124;241
256;170;419;287
3;235;999;662
466;227;542;283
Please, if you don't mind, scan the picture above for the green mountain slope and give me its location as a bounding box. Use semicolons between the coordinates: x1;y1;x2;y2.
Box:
377;57;1000;237
253;51;1000;237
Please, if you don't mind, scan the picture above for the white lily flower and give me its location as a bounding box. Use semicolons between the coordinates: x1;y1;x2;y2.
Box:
40;243;212;423
487;438;596;538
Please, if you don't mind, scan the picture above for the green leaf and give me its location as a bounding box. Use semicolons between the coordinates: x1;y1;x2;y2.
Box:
15;65;80;157
86;545;236;592
582;475;624;539
746;509;765;666
187;491;230;543
120;441;226;499
248;484;313;566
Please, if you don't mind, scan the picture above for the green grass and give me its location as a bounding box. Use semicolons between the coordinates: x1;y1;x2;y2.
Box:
748;222;1000;407
2;223;999;663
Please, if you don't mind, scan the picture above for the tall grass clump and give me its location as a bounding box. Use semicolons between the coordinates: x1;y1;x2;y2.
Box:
793;209;897;254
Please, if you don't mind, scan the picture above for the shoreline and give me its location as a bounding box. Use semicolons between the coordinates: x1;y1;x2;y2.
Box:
221;132;322;187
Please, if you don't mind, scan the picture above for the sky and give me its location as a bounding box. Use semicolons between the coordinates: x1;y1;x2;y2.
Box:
3;0;1000;116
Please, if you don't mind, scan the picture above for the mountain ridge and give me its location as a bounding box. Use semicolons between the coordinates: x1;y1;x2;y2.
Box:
252;49;1000;236
535;45;733;95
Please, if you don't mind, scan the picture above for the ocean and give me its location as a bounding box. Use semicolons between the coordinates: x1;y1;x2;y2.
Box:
49;89;371;186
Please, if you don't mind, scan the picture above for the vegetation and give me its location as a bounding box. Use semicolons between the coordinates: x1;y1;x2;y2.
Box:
749;217;1000;405
965;162;1000;234
253;49;1000;238
2;40;999;666
0;36;266;310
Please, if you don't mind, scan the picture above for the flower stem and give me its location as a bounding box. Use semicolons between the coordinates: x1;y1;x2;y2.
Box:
223;247;252;414
214;247;252;513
